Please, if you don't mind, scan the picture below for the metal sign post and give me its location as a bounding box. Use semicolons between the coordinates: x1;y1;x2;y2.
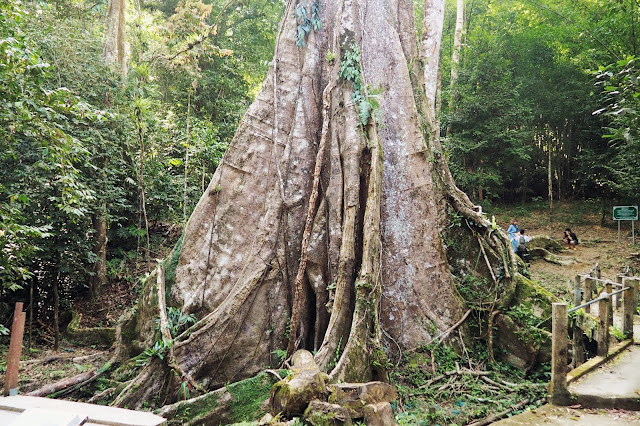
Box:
613;205;638;244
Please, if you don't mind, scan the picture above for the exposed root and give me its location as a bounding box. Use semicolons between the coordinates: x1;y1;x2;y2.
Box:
487;310;501;364
425;308;472;347
287;77;337;356
156;261;205;394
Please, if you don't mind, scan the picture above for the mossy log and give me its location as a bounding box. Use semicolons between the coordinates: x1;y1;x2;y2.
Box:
61;311;115;347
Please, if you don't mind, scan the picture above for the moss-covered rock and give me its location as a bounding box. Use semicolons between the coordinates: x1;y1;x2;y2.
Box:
529;235;564;253
494;273;556;369
510;273;557;319
327;382;397;419
494;313;551;370
271;350;329;416
304;400;352;425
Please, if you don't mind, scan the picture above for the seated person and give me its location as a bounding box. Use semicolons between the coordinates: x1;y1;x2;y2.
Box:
515;229;531;262
563;228;579;250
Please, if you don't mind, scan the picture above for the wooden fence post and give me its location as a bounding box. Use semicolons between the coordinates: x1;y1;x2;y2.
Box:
551;303;570;405
605;282;613;327
616;275;624;309
573;275;582;306
622;278;637;338
597;296;610;357
4;302;26;396
584;277;594;314
572;316;585;368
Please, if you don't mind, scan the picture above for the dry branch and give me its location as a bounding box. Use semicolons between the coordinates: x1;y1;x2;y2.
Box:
467;398;545;426
26;370;95;397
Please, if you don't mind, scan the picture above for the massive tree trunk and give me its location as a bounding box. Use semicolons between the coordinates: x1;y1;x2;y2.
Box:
113;0;516;411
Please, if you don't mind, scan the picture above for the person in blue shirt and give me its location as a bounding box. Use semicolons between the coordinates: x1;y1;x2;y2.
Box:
507;219;519;251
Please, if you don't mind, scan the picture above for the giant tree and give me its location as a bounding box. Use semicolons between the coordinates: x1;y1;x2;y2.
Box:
113;0;516;411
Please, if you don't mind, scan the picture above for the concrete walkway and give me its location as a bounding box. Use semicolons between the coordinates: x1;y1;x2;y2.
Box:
494;404;640;425
0;395;166;425
568;344;640;410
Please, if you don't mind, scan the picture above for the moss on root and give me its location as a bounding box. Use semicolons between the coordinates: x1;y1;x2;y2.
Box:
159;371;283;425
227;372;277;423
510;273;557;320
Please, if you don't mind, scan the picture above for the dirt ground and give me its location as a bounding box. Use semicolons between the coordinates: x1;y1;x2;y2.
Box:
505;205;640;299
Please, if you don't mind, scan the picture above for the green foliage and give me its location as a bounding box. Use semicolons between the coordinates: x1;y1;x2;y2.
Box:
166;307;197;337
506;304;547;346
339;42;383;128
271;349;287;365
591;56;640;200
136;339;172;366
441;0;622;204
295;1;322;47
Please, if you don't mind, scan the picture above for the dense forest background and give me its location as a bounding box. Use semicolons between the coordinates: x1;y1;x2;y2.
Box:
1;0;638;338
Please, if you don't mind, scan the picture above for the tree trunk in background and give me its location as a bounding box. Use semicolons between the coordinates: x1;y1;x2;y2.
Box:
113;0;516;410
93;0;127;298
446;0;464;137
53;267;60;351
450;0;465;89
422;0;445;117
89;209;108;299
103;0;127;74
548;138;553;215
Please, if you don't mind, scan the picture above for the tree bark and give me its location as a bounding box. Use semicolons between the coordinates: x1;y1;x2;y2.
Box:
446;0;465;138
112;0;517;411
421;0;445;117
90;208;108;299
103;0;127;74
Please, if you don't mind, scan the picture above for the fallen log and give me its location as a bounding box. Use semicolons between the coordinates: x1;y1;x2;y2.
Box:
26;370;95;397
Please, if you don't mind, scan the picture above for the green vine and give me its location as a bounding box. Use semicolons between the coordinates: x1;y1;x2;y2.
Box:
295;1;321;47
339;42;383;128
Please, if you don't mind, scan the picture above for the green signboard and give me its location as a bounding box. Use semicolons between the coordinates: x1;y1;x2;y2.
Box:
613;205;638;221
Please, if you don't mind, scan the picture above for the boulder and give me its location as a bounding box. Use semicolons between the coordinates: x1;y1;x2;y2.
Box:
304;400;352;425
327;382;397;418
270;350;329;416
363;402;395;426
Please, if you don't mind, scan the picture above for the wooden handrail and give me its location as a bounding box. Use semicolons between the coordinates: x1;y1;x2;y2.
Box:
568;287;630;313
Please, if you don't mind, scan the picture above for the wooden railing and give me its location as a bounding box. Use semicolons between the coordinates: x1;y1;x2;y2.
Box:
550;272;638;405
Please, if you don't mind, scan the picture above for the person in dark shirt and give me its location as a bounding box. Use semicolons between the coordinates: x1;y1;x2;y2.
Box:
563;228;579;250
